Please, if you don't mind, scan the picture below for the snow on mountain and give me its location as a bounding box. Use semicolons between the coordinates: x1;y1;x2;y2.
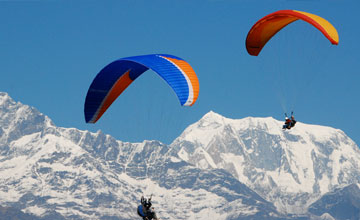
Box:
2;92;359;219
0;92;53;146
0;92;286;219
171;111;360;214
308;183;360;220
0;205;40;220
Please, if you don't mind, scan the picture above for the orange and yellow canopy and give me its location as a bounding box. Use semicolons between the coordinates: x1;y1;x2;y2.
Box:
246;10;339;56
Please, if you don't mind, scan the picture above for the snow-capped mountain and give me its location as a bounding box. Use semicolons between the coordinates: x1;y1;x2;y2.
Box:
0;92;287;220
170;111;360;214
1;92;359;219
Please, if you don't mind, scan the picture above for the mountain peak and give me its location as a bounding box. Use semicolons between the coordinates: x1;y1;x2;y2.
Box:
0;92;13;106
201;111;280;127
201;110;224;120
176;112;283;144
0;91;9;97
0;93;54;144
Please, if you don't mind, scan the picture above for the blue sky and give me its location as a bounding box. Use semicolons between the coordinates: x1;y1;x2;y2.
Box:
0;0;359;145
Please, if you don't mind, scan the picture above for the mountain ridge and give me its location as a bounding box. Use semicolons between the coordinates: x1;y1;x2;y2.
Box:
0;92;359;219
0;92;284;219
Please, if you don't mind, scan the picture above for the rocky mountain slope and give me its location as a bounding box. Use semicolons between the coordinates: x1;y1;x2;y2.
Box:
308;183;360;220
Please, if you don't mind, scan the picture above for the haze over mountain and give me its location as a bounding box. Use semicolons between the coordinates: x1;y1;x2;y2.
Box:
0;92;359;220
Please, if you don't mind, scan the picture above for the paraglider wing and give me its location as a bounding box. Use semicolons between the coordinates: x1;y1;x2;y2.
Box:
246;10;339;56
84;54;199;123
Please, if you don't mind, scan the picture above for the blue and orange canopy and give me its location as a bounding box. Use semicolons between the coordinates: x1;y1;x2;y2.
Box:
84;54;199;123
246;10;339;56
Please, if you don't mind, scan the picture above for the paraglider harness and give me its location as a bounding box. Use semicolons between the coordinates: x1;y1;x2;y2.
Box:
137;195;158;220
283;112;296;130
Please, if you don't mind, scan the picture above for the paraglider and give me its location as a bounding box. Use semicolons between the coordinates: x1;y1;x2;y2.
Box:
137;195;158;220
283;112;296;130
246;10;339;56
283;116;292;130
246;10;338;128
84;54;199;123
